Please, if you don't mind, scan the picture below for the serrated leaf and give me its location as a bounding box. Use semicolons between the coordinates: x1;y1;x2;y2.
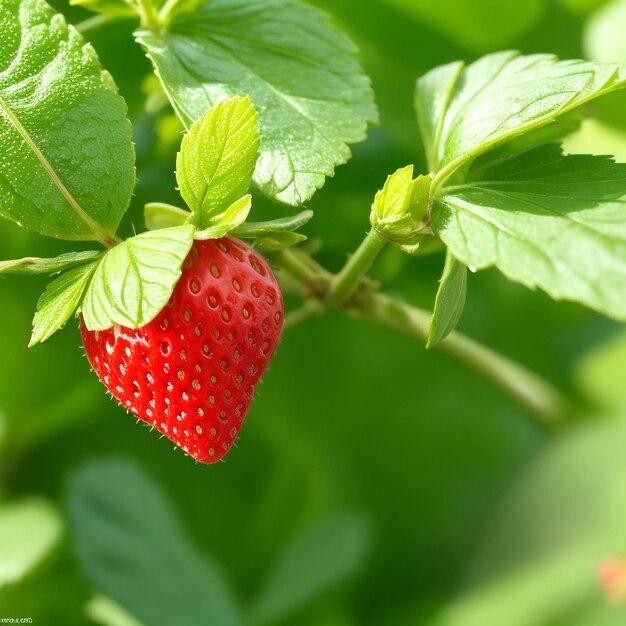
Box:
250;514;371;625
416;52;626;184
30;261;98;346
177;96;259;229
427;250;467;348
81;225;195;331
0;498;63;589
68;459;242;626
0;0;135;242
194;195;251;240
433;144;626;320
136;0;377;206
70;0;138;17
0;251;102;275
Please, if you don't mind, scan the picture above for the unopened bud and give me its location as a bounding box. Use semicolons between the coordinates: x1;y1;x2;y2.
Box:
370;166;432;252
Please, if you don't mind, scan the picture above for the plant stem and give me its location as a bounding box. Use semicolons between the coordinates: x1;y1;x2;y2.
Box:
284;299;324;329
357;292;570;426
74;14;118;34
326;228;386;308
136;0;160;29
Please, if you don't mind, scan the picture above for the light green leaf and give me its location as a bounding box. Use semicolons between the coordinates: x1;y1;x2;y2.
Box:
0;251;102;275
86;595;144;626
68;459;242;626
70;0;138;17
30;262;98;347
144;203;190;231
0;0;135;242
254;231;307;253
433;145;626;320
416;52;626;185
177;96;259;228
194;195;251;240
250;514;371;625
427;250;467;349
233;210;313;239
81;225;195;331
0;498;63;589
136;0;377;206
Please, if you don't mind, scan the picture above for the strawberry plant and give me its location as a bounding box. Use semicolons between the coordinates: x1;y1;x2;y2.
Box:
2;0;626;466
4;0;626;623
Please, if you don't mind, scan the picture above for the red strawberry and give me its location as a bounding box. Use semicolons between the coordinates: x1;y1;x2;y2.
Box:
81;236;284;464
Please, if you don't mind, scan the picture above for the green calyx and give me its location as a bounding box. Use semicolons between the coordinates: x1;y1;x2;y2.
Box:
370;166;432;252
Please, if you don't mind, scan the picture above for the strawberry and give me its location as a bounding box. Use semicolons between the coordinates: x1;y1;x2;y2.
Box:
81;236;283;464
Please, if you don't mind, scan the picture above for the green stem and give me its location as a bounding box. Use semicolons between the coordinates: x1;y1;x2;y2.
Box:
357;292;570;426
136;0;160;29
74;14;119;34
284;299;324;329
326;228;386;308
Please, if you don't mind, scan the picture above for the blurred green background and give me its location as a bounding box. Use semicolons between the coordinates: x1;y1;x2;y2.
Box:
3;0;626;624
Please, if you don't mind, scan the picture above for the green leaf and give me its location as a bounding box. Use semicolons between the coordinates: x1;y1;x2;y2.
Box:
68;459;242;626
136;0;377;206
250;514;371;625
177;96;259;229
70;0;138;17
144;203;190;231
433;145;626;320
427;250;467;349
194;195;251;240
584;0;626;64
233;210;313;239
30;262;98;347
0;498;62;589
0;251;102;275
0;0;135;242
253;231;307;253
81;225;195;331
416;52;626;184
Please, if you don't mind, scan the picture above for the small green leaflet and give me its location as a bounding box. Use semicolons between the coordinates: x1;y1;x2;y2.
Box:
81;225;195;331
194;195;251;241
144;203;191;231
433;144;626;320
177;96;259;229
136;0;378;206
0;0;135;243
0;251;102;275
416;52;626;184
232;210;313;239
30;262;98;346
427;250;467;348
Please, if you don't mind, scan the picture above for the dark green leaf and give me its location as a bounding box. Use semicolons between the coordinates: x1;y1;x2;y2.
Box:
0;251;102;275
30;262;98;346
177;96;259;229
433;145;626;320
250;514;371;625
427;250;467;348
81;225;195;331
136;0;377;206
68;459;242;626
0;0;135;242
